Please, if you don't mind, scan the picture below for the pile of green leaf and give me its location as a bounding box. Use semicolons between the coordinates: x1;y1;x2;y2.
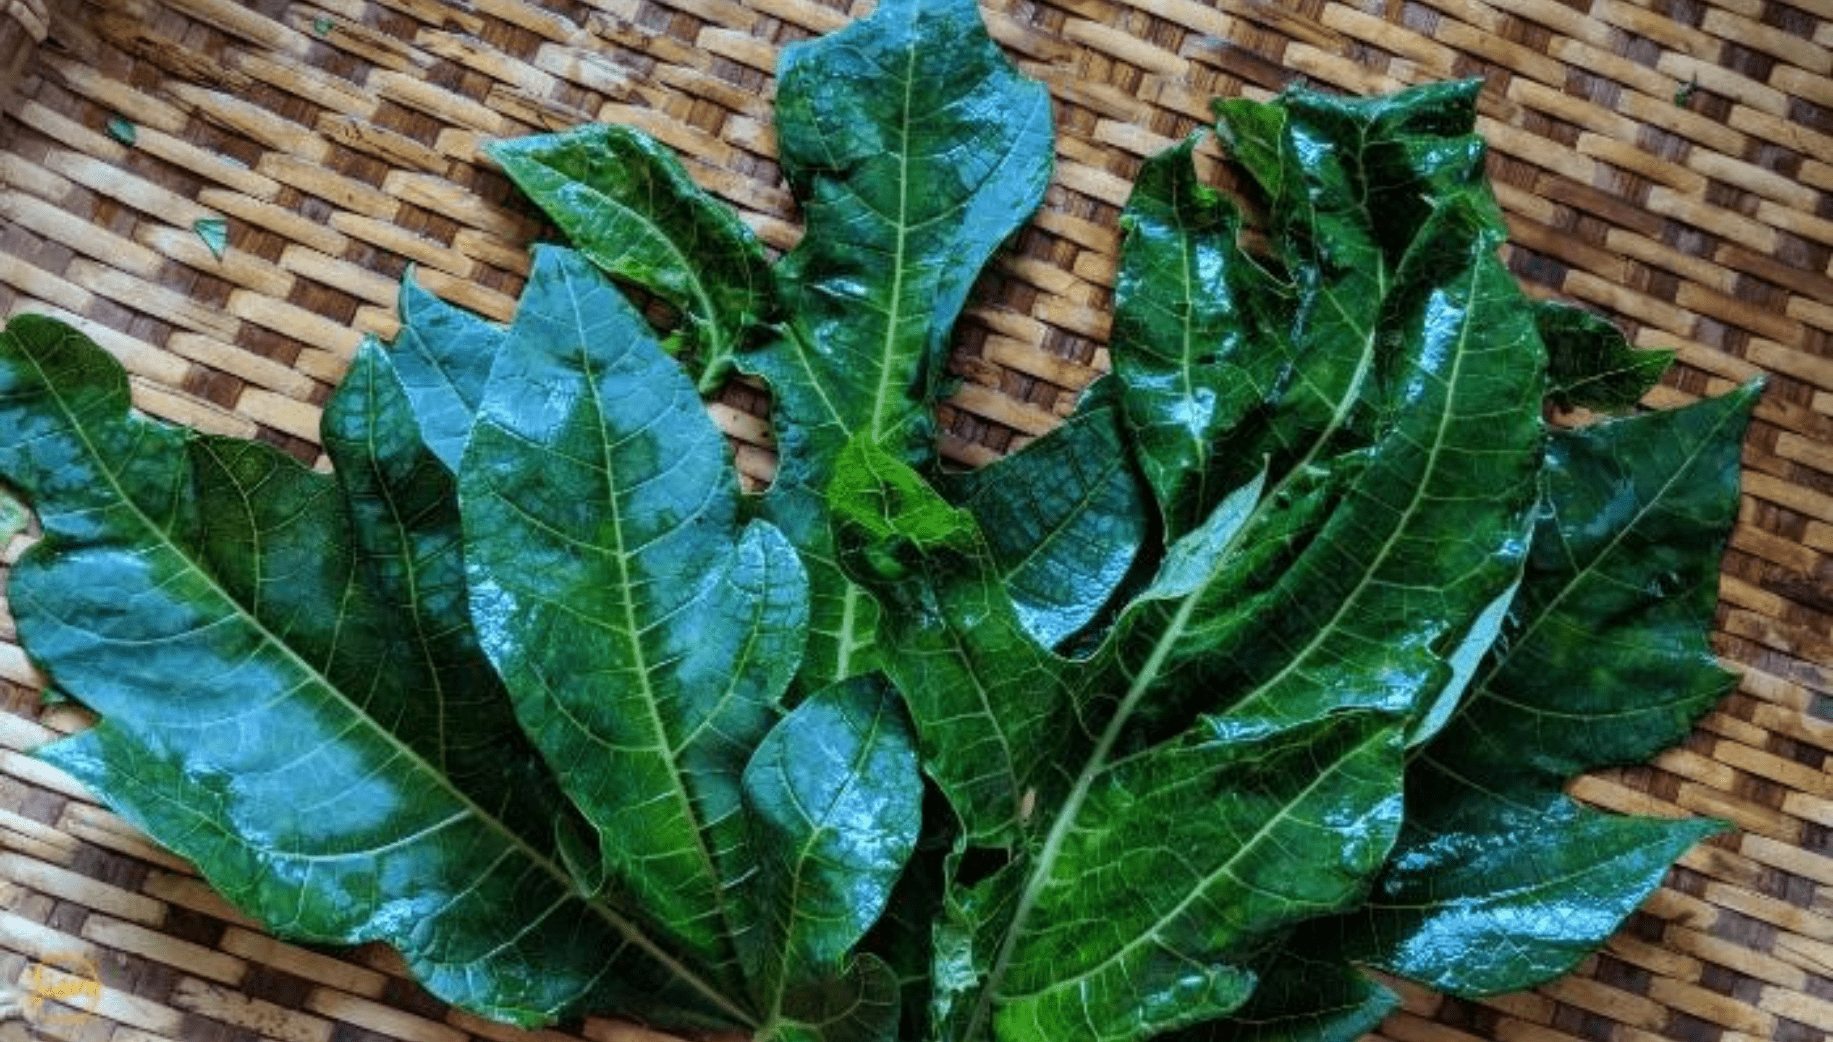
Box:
0;2;1756;1041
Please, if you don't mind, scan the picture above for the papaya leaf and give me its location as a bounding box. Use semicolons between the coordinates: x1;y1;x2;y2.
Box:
1537;300;1674;413
459;246;808;990
945;387;1152;652
0;314;741;1030
0;6;1760;1039
1109;136;1286;537
740;0;1055;691
740;676;921;1032
1174;951;1398;1042
386;272;505;472
1342;384;1758;996
487;124;778;391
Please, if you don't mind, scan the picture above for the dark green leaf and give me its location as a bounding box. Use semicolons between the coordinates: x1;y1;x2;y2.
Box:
1347;792;1722;995
741;0;1054;690
0;314;740;1030
1537;300;1673;412
1176;951;1397;1042
832;438;1088;848
740;676;920;1021
1109;136;1286;536
487;125;777;391
1434;385;1757;792
769;954;905;1042
460;246;808;990
979;710;1403;1042
853;82;1551;1041
1332;386;1757;996
321;339;563;848
105;116;136;146
385;272;505;472
946;388;1151;650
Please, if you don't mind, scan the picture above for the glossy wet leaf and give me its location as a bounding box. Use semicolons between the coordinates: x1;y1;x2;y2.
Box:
1341;386;1757;996
385;273;504;472
1537;300;1674;412
741;0;1054;691
833;439;1091;848
487;125;777;390
0;6;1759;1038
837;80;1743;1042
460;246;808;988
1109;137;1285;536
0;314;739;1030
946;388;1151;651
739;676;921;1024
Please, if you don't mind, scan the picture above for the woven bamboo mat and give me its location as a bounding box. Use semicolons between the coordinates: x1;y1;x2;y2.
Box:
2;0;1831;1040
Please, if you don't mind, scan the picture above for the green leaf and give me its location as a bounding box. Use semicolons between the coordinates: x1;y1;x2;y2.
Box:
1176;951;1398;1042
487;125;777;391
850;81;1551;1041
459;246;808;989
0;484;25;544
1109;136;1286;536
980;710;1404;1042
946;387;1151;651
105;116;136;146
0;10;1759;1036
1348;792;1722;996
768;955;905;1042
740;676;920;1025
1537;300;1673;412
832;439;1091;849
1338;385;1758;995
320;339;564;848
193;217;228;260
1437;385;1757;789
741;0;1054;690
0;314;741;1030
385;272;505;472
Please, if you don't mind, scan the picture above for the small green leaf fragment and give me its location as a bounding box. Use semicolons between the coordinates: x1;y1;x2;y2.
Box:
0;485;26;544
193;217;229;260
105;116;137;146
313;16;334;36
1674;78;1698;107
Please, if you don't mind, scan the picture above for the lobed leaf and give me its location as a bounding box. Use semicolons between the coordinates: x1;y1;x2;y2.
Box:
487;124;778;391
1537;300;1674;413
1341;384;1758;997
459;246;808;991
741;0;1055;691
0;314;736;1029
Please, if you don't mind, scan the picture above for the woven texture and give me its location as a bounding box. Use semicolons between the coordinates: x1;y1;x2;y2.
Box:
3;1;1832;1041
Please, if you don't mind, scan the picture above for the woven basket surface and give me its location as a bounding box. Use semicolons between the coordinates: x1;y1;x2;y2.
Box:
2;0;1832;1040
